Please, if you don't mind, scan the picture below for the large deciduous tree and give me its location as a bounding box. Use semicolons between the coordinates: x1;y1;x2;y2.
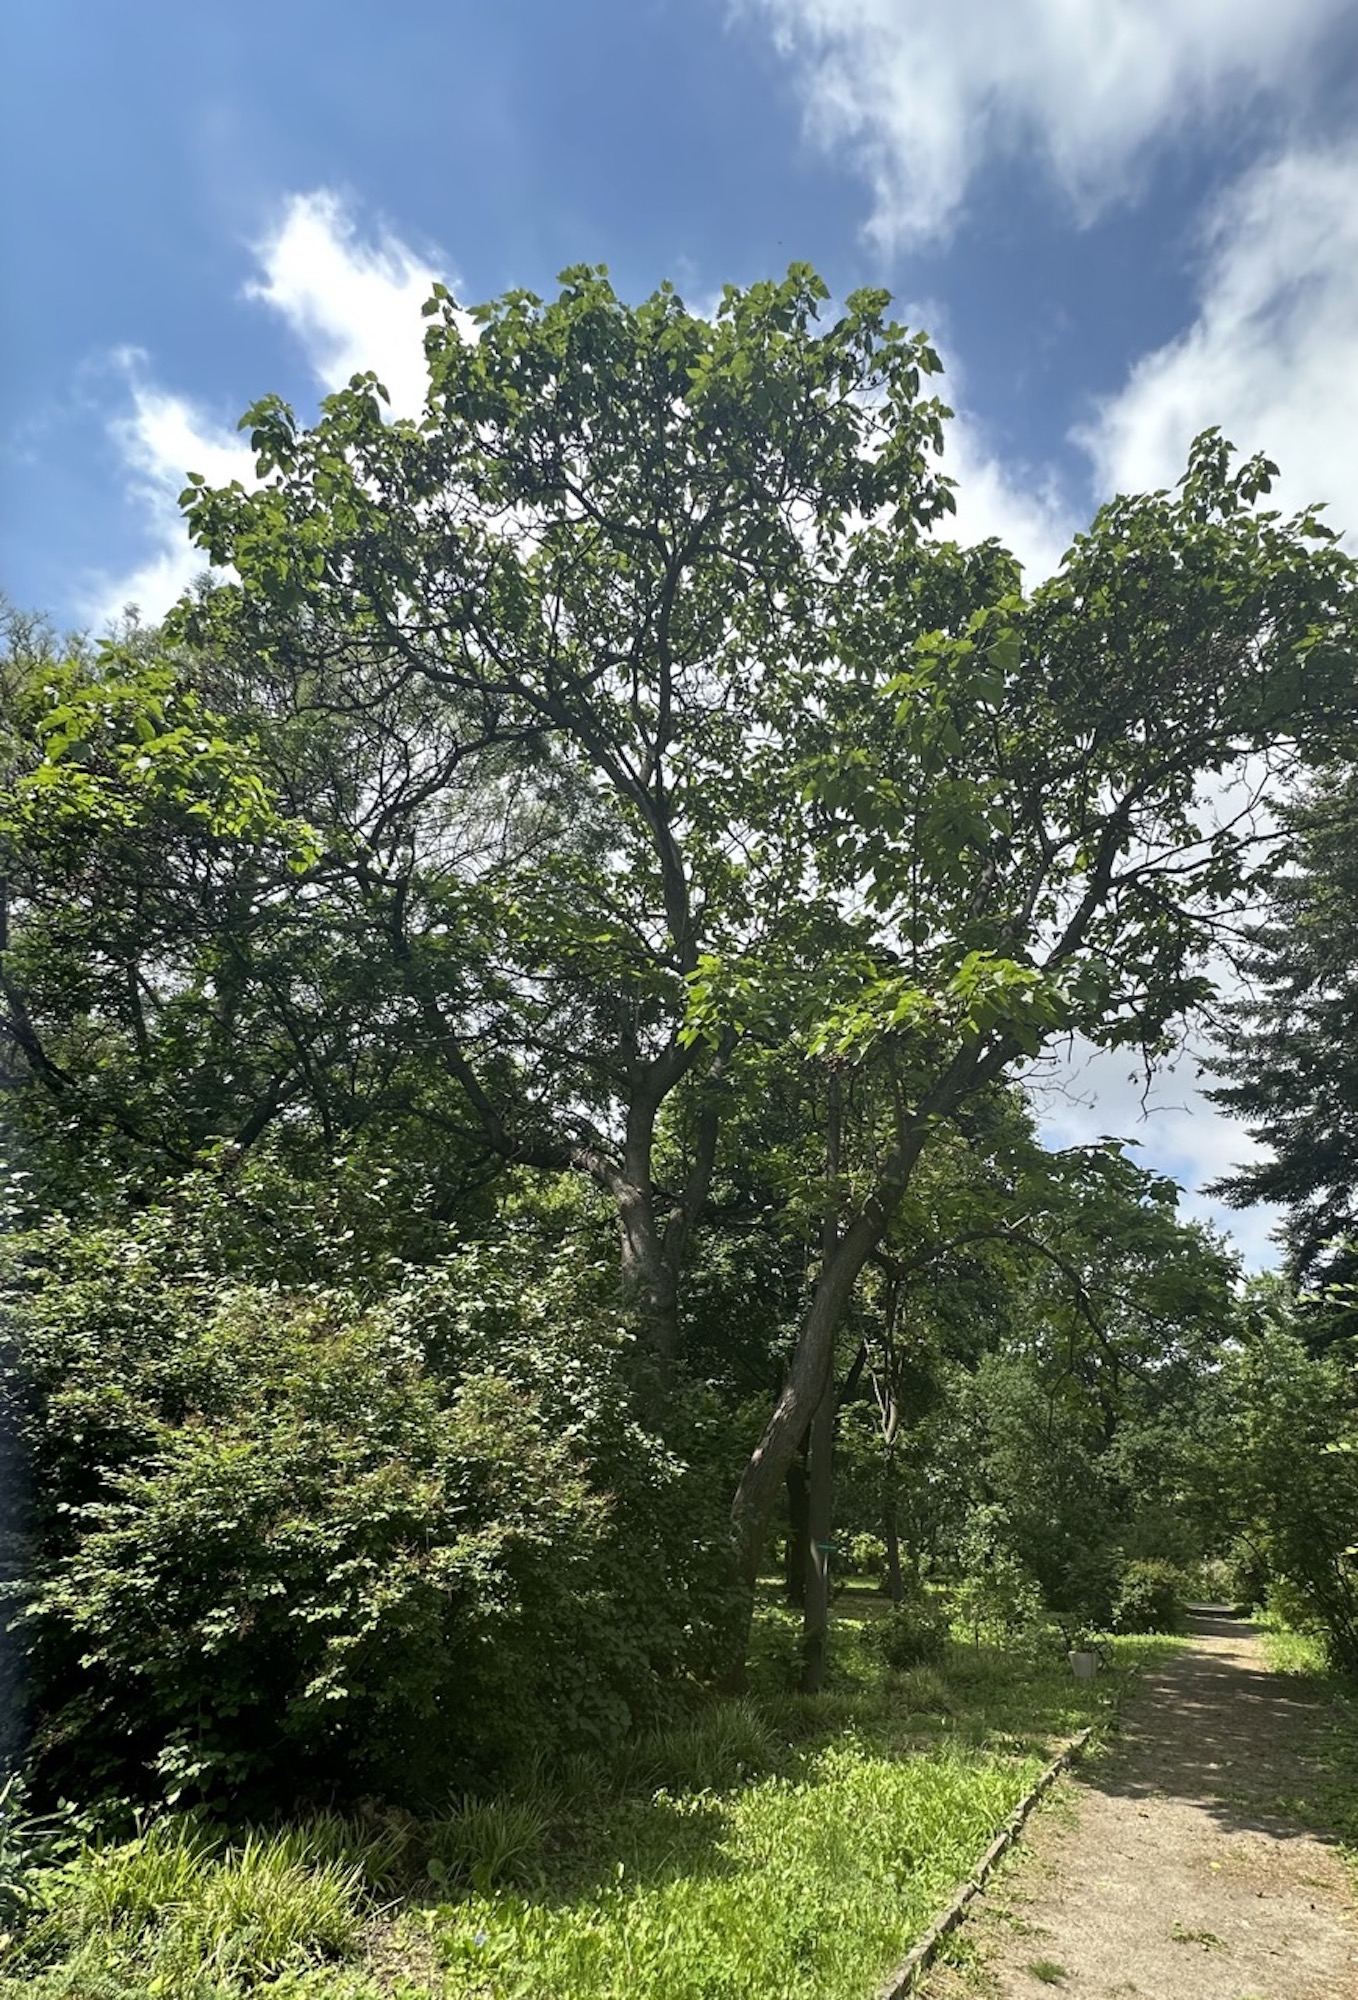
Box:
177;266;957;1371
14;269;1354;1671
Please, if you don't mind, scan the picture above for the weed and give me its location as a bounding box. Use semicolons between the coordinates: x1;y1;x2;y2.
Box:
1171;1921;1226;1948
1027;1958;1067;1983
426;1793;553;1891
893;1666;954;1716
627;1701;779;1796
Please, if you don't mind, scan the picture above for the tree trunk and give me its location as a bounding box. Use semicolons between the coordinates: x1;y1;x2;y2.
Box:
784;1453;809;1608
618;1183;681;1365
884;1481;904;1606
801;1072;841;1693
730;1189;911;1593
800;1374;835;1691
725;1038;1009;1679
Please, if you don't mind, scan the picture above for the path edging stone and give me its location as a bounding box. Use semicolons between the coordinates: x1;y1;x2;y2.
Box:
876;1723;1094;2000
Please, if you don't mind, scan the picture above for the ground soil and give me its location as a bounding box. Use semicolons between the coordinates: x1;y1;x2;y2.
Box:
919;1612;1358;2000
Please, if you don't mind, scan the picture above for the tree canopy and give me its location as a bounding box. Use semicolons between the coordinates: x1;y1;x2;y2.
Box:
2;265;1356;1787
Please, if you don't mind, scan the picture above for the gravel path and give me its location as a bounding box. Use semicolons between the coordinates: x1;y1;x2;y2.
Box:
921;1612;1358;2000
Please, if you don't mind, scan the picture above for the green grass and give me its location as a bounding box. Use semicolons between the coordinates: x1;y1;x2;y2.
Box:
1256;1615;1358;1861
1;1814;374;1997
1258;1615;1329;1678
0;1616;1176;2000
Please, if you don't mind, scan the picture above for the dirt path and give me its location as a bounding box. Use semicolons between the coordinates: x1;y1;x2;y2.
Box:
921;1613;1358;2000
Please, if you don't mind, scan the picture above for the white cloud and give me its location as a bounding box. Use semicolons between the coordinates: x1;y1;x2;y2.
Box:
245;190;451;418
90;192;456;625
936;414;1074;583
83;357;256;628
743;0;1348;244
1077;141;1358;543
1054;143;1358;1266
1031;1036;1284;1271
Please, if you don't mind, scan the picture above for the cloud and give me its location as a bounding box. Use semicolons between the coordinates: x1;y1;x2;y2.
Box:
83;357;256;628
1063;144;1358;1260
1031;1036;1284;1271
1077;140;1358;542
91;192;456;625
742;0;1349;244
937;414;1074;583
245;190;451;418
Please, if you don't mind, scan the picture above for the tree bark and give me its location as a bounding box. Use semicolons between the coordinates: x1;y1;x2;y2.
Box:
784;1452;809;1608
800;1374;835;1692
883;1480;904;1605
801;1071;842;1694
727;1035;1014;1665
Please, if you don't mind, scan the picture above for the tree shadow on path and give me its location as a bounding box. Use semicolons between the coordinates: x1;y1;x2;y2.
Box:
1086;1607;1353;1850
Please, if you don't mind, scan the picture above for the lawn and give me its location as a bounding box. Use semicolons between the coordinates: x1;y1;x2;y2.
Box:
0;1610;1180;2000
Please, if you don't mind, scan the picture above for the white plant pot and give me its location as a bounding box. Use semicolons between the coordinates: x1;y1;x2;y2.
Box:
1068;1648;1099;1681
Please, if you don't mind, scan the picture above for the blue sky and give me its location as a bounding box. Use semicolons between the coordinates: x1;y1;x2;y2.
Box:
5;0;1358;1264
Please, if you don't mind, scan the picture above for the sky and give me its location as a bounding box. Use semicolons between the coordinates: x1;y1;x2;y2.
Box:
5;0;1358;1268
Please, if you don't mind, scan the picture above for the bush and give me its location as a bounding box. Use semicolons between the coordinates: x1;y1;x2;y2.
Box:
1;1215;732;1809
860;1596;949;1672
1111;1558;1187;1634
952;1521;1047;1649
842;1534;888;1582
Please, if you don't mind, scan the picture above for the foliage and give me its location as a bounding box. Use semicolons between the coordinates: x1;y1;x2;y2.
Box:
1110;1558;1188;1634
1210;1291;1358;1675
4;253;1355;1809
1;1210;730;1807
860;1595;950;1671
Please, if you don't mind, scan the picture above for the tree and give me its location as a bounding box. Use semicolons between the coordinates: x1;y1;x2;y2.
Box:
0;607;327;1204
11;272;1355;1679
723;428;1354;1611
1208;1280;1358;1674
175;266;956;1376
1209;768;1358;1305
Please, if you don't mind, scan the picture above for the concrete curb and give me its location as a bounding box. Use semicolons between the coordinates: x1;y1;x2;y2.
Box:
876;1724;1094;2000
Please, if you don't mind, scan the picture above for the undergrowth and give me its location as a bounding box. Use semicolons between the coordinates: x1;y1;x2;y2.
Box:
0;1617;1171;2000
1258;1613;1358;1859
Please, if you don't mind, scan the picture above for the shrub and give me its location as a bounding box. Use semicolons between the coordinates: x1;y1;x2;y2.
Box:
952;1521;1047;1649
1112;1558;1187;1634
842;1533;888;1581
745;1604;803;1697
860;1597;949;1672
1;1215;732;1809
